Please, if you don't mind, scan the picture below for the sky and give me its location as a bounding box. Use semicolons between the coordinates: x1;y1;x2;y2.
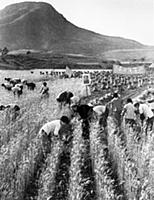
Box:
0;0;154;45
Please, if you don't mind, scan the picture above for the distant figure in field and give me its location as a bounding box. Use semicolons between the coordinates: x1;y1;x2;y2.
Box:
26;82;36;90
12;85;23;98
40;82;49;99
9;78;21;86
1;83;12;91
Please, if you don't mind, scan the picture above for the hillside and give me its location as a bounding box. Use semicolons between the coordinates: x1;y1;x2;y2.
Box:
101;48;154;62
0;1;145;56
0;52;116;70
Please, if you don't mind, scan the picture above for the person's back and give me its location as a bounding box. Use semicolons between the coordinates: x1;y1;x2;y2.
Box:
78;104;93;120
110;93;123;126
124;102;136;120
56;91;68;102
122;98;137;127
72;104;93;120
111;97;123;113
140;103;153;119
56;91;73;108
93;105;109;128
135;102;154;134
39;116;72;142
40;119;61;137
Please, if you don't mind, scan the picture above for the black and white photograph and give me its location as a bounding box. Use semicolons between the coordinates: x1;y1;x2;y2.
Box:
0;0;154;199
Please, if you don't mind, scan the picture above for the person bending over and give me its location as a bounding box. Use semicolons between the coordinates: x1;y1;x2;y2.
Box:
93;104;109;128
39;116;72;152
71;104;93;121
56;91;73;109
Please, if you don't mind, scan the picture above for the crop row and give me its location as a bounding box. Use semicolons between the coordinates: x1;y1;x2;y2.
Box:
90;121;124;200
0;113;45;200
68;120;84;200
107;116;154;199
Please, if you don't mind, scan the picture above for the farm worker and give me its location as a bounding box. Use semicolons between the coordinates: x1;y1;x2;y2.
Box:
5;104;20;122
134;102;154;134
71;104;93;139
93;105;109;128
39;116;72;150
71;104;93;121
12;85;23;98
110;92;123;127
40;82;49;99
56;91;74;109
121;98;136;127
39;116;70;138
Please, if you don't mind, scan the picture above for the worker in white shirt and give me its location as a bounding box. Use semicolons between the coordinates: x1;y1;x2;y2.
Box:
39;115;72;152
39;116;70;138
93;104;109;128
134;102;154;134
121;98;136;127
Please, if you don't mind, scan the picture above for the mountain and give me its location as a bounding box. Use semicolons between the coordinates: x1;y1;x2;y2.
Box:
0;1;145;56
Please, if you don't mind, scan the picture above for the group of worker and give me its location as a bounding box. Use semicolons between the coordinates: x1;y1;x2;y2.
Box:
39;88;154;144
110;93;154;135
2;79;153;141
39;90;113;143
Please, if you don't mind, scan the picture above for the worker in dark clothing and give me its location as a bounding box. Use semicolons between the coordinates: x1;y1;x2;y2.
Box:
56;91;73;109
110;92;123;127
71;104;93;140
71;104;93;121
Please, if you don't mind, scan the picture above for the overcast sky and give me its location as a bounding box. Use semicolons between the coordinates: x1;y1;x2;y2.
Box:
0;0;154;45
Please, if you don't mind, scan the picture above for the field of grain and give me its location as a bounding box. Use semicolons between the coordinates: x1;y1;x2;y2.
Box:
0;70;154;200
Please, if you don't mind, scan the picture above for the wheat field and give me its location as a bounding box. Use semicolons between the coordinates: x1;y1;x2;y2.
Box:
0;70;154;200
